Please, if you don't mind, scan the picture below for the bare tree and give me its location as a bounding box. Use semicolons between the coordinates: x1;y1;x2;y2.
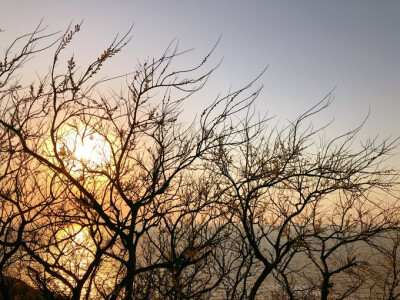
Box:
0;23;262;299
0;22;64;300
206;96;399;299
363;229;400;300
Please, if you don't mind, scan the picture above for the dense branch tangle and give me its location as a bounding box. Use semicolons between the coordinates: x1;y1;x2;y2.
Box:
0;23;259;299
0;23;399;300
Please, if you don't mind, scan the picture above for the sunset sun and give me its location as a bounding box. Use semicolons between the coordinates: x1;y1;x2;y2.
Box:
59;128;112;170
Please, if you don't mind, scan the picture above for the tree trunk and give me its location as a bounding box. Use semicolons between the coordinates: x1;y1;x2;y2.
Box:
0;276;11;300
71;283;84;300
320;275;331;300
249;268;271;300
124;245;136;300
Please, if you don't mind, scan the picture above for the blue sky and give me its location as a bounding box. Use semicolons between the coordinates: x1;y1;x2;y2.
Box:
1;0;399;165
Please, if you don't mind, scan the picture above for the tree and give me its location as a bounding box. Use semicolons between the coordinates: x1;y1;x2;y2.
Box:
364;229;400;299
0;22;257;299
205;97;399;299
0;23;399;300
273;191;398;300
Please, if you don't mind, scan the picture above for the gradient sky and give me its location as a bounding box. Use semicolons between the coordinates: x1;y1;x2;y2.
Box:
2;0;400;166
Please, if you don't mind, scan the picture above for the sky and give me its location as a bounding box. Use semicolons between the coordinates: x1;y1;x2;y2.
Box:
1;0;400;166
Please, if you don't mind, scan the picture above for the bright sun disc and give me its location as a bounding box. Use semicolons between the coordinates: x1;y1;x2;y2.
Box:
60;129;112;170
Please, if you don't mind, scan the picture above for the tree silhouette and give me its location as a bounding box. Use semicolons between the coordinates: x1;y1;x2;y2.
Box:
0;23;399;300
